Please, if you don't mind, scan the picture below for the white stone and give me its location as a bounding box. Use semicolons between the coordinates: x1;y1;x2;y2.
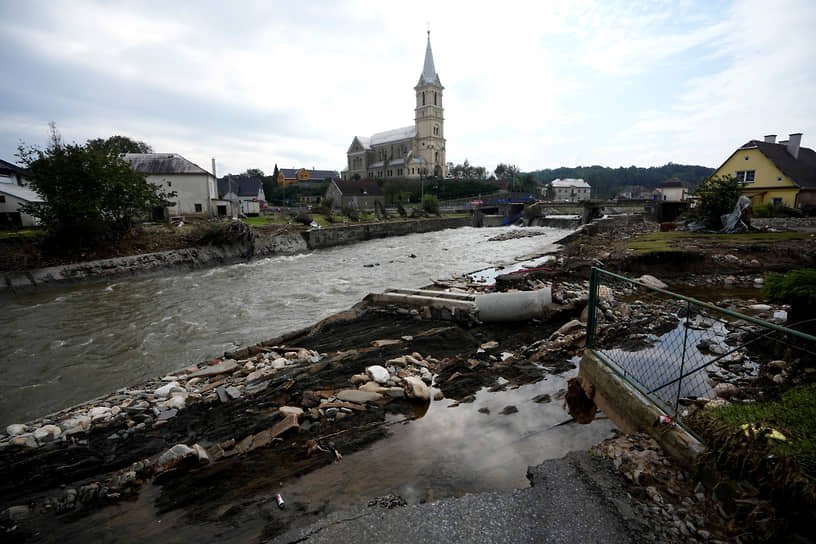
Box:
747;304;772;312
366;365;391;384
89;406;112;422
192;443;211;464
335;389;383;403
62;415;91;434
270;357;288;369
279;406;304;416
33;424;61;442
6;424;26;436
403;376;431;401
554;319;585;337
155;443;194;469
155;381;183;398
164;396;187;410
637;275;668;290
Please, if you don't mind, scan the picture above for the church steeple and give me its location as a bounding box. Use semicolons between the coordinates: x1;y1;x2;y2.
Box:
420;31;440;86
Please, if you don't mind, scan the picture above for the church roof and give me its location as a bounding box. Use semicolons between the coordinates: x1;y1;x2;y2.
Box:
370;126;416;146
419;34;441;86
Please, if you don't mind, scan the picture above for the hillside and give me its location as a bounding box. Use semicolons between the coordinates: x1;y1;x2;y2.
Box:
530;163;714;199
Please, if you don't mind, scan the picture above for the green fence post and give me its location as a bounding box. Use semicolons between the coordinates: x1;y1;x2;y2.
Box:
675;299;691;419
586;267;599;348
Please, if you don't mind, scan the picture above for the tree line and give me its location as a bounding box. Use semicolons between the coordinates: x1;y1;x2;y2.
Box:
530;163;714;199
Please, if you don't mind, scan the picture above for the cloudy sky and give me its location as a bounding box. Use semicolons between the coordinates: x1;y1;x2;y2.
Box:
1;0;814;177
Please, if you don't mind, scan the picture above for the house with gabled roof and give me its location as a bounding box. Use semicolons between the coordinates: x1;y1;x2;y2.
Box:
0;158;30;187
324;179;385;211
218;177;264;215
120;153;218;218
343;32;447;181
546;178;591;202
710;133;816;209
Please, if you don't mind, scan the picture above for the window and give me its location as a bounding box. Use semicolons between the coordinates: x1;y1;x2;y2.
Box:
0;195;5;203
735;170;755;183
777;177;783;182
434;92;437;105
772;197;783;206
422;92;425;105
195;203;203;212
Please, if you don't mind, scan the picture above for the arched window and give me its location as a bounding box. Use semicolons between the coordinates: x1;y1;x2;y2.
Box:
422;92;425;105
434;92;437;105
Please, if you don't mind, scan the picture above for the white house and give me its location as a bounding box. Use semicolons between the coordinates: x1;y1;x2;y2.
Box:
658;179;689;201
547;178;591;202
218;177;264;215
0;183;43;227
120;153;217;218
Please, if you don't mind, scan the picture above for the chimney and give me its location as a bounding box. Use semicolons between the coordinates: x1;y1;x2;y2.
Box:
211;157;217;177
764;134;776;144
787;133;802;159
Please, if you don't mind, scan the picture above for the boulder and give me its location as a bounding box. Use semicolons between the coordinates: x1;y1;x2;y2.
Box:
89;406;112;422
403;376;431;401
715;382;740;400
33;424;62;442
154;381;184;398
636;275;668;290
366;365;391;384
5;424;26;436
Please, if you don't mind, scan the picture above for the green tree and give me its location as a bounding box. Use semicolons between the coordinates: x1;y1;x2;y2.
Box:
245;168;264;179
693;174;743;229
18;124;174;250
85;135;153;156
762;269;816;333
264;164;280;201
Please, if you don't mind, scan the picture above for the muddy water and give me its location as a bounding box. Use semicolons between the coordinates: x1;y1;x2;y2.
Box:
59;370;616;543
0;226;570;427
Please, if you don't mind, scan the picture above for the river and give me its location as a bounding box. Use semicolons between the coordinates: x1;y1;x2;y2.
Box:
1;225;571;427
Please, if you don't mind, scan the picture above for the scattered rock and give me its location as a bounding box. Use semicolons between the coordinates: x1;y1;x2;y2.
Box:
637;275;668;290
335;389;383;404
365;365;391;384
403;376;431;401
187;360;239;378
500;405;518;415
714;382;740;400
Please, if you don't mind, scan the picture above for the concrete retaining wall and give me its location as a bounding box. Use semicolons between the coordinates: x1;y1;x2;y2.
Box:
303;217;471;249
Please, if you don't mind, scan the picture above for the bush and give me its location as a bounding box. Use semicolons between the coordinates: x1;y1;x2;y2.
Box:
291;212;313;226
397;202;407;218
340;204;359;222
692;174;743;229
422;194;440;215
763;268;816;332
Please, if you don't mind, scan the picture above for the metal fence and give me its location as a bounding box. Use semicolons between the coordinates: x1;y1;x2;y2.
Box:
585;267;816;436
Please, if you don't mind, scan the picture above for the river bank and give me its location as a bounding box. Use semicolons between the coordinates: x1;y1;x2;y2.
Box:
1;216;813;542
1;217;471;292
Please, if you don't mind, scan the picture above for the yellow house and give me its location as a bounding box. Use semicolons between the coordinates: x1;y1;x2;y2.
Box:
278;168;338;187
711;133;816;208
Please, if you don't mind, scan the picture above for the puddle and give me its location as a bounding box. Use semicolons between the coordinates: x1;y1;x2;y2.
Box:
276;370;614;512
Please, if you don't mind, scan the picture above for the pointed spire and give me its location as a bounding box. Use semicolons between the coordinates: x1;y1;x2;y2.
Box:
421;31;437;85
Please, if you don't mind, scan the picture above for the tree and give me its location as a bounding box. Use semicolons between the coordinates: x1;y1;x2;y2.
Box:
18;124;174;250
494;163;520;186
245;168;264;179
762;269;816;334
422;194;440;215
693;174;743;229
264;164;280;201
85;135;153;156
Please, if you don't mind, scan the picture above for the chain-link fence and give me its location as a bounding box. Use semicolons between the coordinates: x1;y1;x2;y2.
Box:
585;267;816;452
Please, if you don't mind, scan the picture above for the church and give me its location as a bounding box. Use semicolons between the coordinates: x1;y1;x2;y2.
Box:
342;33;447;181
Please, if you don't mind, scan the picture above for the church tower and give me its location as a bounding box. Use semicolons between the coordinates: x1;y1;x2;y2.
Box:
414;32;446;177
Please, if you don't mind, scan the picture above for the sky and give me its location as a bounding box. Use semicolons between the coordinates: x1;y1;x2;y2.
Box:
1;0;815;177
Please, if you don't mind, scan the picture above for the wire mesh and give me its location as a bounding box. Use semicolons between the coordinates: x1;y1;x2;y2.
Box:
586;267;816;479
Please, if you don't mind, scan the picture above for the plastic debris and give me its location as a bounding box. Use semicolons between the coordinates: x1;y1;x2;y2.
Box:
275;493;285;509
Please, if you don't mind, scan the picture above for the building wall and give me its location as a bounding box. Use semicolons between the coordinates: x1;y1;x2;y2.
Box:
661;187;687;201
713;148;799;207
147;173;215;216
0;193;39;226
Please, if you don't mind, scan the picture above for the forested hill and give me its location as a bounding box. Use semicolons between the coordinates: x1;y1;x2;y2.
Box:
530;163;714;199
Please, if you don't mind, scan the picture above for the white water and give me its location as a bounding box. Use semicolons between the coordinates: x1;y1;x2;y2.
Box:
0;226;570;426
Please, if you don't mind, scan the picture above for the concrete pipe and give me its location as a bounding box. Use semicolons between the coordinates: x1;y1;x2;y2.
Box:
475;287;552;322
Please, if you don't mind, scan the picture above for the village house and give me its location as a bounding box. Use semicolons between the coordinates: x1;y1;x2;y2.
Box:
120;153;218;219
545;178;592;202
710;133;816;209
324;179;385;211
218;177;264;216
278;168;338;187
0;183;43;228
342;32;447;181
658;178;689;201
